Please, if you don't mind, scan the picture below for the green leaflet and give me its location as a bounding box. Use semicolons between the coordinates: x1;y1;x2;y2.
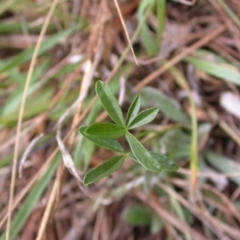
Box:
141;87;189;124
83;155;125;185
85;122;126;139
123;205;152;227
128;107;159;129
95;81;125;126
129;151;177;172
148;152;178;171
125;132;161;172
126;94;141;126
79;126;124;153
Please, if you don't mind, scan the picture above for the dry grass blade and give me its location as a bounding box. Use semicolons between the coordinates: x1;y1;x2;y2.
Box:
1;1;240;239
113;0;138;65
35;178;60;240
36;1;109;237
18;133;44;178
135;190;208;240
118;76;126;106
170;179;240;239
56;130;88;195
5;1;60;239
135;25;226;90
207;107;240;147
173;0;196;5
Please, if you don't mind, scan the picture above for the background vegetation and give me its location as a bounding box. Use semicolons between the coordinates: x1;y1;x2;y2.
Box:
0;0;240;239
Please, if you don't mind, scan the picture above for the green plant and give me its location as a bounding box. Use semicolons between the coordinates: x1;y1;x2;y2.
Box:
79;81;178;185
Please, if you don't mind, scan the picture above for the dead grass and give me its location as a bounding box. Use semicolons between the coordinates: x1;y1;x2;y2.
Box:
0;0;240;239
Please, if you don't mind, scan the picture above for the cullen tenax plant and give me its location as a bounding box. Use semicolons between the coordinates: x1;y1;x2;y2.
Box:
79;80;178;185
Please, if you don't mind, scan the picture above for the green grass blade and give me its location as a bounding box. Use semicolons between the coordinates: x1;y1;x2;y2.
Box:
0;27;76;73
1;59;49;116
0;88;52;124
156;0;166;43
0;156;60;240
0;20;55;34
184;56;240;86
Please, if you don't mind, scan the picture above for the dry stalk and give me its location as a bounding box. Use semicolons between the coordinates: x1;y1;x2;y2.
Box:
135;190;208;240
113;0;138;65
36;0;111;239
5;0;60;239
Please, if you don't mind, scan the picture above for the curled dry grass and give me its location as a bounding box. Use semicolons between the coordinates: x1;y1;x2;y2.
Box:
0;0;240;239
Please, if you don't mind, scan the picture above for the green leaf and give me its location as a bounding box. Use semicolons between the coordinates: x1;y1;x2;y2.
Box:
126;94;141;126
85;122;126;139
125;132;161;172
205;151;240;186
128;107;159;129
139;24;159;56
123;205;152;227
159;129;190;161
148;152;178;171
129;151;178;172
83;155;125;185
79;126;124;153
141;87;189;124
95;81;124;126
129;152;140;163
